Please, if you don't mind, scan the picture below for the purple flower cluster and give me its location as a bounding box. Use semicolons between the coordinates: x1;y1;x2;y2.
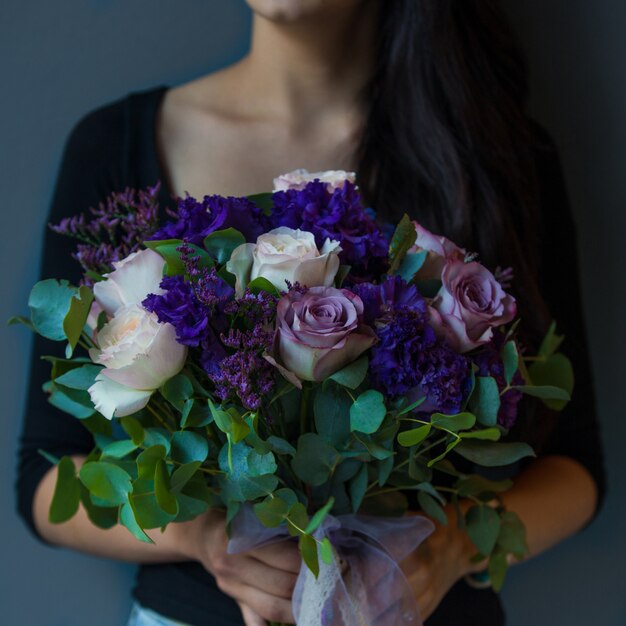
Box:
208;289;278;410
150;194;270;245
50;184;161;282
363;277;471;414
270;181;389;280
472;339;524;429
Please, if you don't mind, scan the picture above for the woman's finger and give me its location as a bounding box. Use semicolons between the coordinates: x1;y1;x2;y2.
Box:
249;540;302;574
235;553;298;598
220;578;294;623
238;602;267;626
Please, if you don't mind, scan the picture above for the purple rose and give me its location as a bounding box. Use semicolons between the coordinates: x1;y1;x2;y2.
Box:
429;260;516;353
270;287;376;383
409;221;466;280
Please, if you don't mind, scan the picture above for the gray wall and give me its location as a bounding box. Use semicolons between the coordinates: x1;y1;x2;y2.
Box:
1;1;623;624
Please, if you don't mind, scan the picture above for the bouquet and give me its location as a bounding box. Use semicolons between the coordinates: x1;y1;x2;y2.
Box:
13;169;573;625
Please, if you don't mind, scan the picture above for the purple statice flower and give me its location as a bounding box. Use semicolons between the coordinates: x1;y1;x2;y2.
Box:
472;338;524;429
209;288;279;410
352;275;425;325
50;183;161;282
367;279;471;414
150;194;270;246
270;180;389;280
211;324;276;410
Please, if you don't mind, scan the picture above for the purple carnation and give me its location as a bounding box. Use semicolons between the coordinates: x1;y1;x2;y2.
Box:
352;276;426;325
150;194;270;245
143;275;211;347
472;339;524;429
367;283;471;414
270;180;388;280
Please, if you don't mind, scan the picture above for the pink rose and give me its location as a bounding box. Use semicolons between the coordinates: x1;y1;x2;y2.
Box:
93;249;165;316
429;260;516;353
269;287;376;383
409;222;465;280
273;169;356;192
88;304;186;419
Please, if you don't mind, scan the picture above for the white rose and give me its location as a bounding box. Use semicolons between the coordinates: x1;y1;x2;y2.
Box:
227;227;341;295
88;304;186;419
93;249;165;316
273;169;356;192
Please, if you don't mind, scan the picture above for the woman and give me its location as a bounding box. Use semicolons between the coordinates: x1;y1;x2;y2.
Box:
17;1;605;625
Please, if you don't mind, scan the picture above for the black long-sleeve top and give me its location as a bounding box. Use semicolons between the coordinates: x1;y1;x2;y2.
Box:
15;87;606;626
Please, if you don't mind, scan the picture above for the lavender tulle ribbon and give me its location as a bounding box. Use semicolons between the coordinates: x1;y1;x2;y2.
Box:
228;506;435;626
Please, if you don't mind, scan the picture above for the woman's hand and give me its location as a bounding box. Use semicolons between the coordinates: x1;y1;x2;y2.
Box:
182;509;300;625
401;504;483;621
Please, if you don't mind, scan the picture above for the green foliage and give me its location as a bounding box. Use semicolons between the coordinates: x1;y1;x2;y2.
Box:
292;433;339;486
247;277;281;296
431;412;475;432
388;214;417;274
314;384;351;447
528;353;574;410
121;416;145;446
512;385;570;402
397;251;427;282
171;431;209;464
161;374;194;411
101;439;138;459
28;279;77;341
350;390;386;434
457;476;512;499
246;192;273;213
254;495;291;528
155;460;179;516
417;491;447;525
455;440;535;467
48;385;95;419
349;465;368;512
500;341;519;387
320;538;334;565
203;228;246;264
538;321;564;359
328;356;368;390
306;497;335;534
466;505;501;556
120;502;153;543
397;424;431;447
299;533;319;578
54;364;102;390
63;285;94;357
79;462;133;506
469;377;500;427
49;457;81;523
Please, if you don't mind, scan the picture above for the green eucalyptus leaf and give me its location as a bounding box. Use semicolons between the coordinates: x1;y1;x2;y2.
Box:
299;534;319;578
130;477;177;528
314;384;351;447
488;551;508;592
247;276;281;296
254;496;290;528
267;436;297;457
455;440;535;467
349;465;368;512
79;461;133;506
397;424;431;447
459;428;501;441
171;431;209;464
49;457;80;523
511;385;571;402
537;321;564;359
431;412;476;432
120;502;153;543
397;396;426;416
137;445;167;479
154;459;178;516
497;511;528;559
328;357;369;390
417;491;447;525
170;461;202;494
28;279;77;341
501;341;519;387
306;497;335;534
121;416;145;446
528;353;574;411
101;439;138;459
291;433;339;486
469;376;500;427
143;428;171;454
246;192;273;213
466;505;501;556
456;475;513;498
54;364;103;391
48;386;95;419
320;537;334;565
161;374;194;411
350;390;386;434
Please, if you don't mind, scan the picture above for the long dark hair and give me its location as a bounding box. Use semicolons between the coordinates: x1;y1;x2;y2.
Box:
358;0;549;347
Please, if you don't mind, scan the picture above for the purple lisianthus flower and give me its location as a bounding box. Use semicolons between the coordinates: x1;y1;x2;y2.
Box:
270;180;388;280
150;194;270;245
472;338;524;429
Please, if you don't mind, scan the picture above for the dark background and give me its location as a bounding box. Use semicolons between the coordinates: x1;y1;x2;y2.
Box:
1;1;624;624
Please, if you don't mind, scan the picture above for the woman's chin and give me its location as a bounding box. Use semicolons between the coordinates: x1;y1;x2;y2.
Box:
246;0;361;23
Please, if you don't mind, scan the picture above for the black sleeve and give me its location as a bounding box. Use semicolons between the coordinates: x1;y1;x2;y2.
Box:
15;99;129;539
532;126;607;513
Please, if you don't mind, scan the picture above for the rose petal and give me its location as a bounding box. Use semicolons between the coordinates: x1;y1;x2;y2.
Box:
226;243;255;297
88;374;153;420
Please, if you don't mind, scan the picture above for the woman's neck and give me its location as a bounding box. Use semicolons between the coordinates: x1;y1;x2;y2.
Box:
235;2;380;126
